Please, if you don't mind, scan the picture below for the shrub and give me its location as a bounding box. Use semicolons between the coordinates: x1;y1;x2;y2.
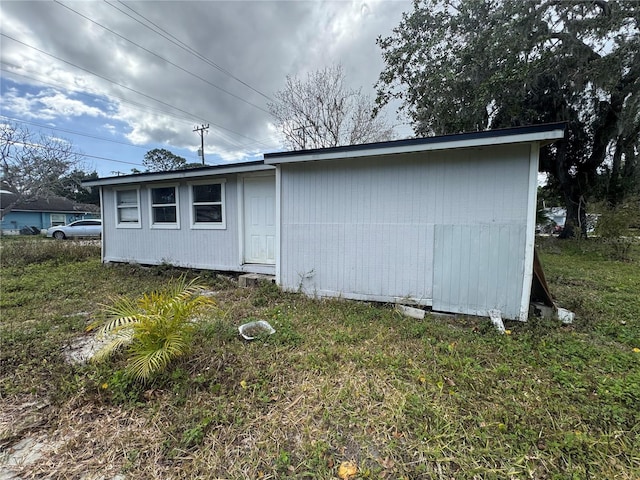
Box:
594;199;640;260
91;276;216;382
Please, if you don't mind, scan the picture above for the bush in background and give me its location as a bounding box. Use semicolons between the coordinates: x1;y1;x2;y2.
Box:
594;198;640;260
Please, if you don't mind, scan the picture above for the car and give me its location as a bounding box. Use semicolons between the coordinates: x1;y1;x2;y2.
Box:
46;219;102;240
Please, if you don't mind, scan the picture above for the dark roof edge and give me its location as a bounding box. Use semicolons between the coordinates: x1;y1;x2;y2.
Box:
264;122;567;160
83;160;267;186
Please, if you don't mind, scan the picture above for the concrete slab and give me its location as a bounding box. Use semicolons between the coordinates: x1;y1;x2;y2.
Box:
238;273;275;288
395;304;426;320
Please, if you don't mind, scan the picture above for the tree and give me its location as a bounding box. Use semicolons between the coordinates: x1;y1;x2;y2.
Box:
269;65;394;150
1;122;81;220
143;148;187;172
376;0;640;237
53;169;100;205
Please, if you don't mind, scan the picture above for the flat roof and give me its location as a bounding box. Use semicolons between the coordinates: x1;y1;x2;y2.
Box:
83;161;274;187
264;122;566;165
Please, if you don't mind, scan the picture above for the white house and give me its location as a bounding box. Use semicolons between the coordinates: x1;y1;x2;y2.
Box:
84;123;565;321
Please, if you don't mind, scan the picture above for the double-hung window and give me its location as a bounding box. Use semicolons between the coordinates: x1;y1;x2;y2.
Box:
115;188;141;228
150;185;179;228
50;213;66;227
190;180;225;229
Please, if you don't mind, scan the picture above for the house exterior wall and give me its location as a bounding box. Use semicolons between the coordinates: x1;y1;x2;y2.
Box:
100;173;274;273
0;211;82;234
278;143;533;319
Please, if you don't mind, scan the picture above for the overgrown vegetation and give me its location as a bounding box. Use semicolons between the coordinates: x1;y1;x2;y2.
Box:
593;198;640;261
1;237;639;479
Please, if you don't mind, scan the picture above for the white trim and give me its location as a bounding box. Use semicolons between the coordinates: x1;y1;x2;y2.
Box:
85;164;274;187
275;167;281;284
50;213;66;227
238;172;277;266
237;176;245;268
188;179;227;230
102;256;275;275
99;186;104;261
282;286;434;308
148;184;180;230
115;187;142;229
264;129;566;165
519;142;540;321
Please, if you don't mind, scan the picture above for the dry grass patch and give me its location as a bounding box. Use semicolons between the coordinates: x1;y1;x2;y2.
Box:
1;239;639;479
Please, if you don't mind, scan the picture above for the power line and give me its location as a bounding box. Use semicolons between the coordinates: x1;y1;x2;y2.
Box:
1;66;274;152
1;34;207;123
107;0;275;103
5;139;143;167
0;115;148;150
0;34;271;147
1;68;281;155
54;0;271;114
1;65;200;126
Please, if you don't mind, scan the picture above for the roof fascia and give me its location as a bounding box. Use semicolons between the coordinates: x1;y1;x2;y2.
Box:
264;127;566;165
5;209;91;213
83;163;275;187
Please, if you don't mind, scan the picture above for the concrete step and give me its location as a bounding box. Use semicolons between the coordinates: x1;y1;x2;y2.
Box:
238;273;276;288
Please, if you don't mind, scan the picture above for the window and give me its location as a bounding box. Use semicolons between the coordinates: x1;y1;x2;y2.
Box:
190;180;225;229
150;185;179;228
116;188;141;228
50;214;66;227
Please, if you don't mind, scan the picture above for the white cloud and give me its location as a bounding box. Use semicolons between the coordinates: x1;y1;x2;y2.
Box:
2;88;107;120
0;0;412;173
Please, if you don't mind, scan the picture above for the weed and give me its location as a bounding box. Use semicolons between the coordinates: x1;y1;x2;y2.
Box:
1;238;639;479
0;237;100;267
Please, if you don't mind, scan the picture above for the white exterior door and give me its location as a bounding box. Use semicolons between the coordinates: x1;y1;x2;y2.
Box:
243;176;276;264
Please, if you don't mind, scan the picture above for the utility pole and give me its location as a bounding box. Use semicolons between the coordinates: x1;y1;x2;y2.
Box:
193;124;209;164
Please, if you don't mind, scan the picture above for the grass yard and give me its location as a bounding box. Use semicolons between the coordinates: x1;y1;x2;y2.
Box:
0;237;639;479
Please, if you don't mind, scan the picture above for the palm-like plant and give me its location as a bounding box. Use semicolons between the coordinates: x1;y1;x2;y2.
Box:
92;276;215;382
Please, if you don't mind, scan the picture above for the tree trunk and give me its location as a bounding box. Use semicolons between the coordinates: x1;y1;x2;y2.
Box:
607;137;624;206
559;188;587;239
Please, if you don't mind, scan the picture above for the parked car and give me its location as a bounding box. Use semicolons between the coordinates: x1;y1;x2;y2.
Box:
46;219;102;240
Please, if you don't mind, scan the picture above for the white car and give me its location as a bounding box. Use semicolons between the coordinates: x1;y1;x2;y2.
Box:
47;219;102;240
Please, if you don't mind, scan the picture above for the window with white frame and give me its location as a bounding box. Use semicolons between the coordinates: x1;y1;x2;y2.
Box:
150;185;179;228
50;214;66;227
190;181;225;229
115;188;141;228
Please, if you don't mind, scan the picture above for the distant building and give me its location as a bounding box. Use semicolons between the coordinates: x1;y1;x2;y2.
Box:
0;192;100;235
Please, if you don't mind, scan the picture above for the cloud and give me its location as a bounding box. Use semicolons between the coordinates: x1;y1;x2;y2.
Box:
0;0;412;171
2;87;107;120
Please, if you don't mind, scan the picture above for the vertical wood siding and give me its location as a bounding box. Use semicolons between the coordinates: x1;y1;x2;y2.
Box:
433;224;526;319
279;144;532;318
102;176;244;271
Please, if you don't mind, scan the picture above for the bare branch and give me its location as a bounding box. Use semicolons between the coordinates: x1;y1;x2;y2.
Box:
0;122;80;219
269;65;394;150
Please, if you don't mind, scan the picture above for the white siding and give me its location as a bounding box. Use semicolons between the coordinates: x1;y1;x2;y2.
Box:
433;224;526;319
101;175;269;272
279;144;532;318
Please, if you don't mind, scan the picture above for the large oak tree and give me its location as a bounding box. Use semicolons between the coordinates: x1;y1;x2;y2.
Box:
376;0;639;236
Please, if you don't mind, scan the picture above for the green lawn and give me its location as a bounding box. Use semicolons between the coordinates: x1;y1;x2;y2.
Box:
1;237;638;479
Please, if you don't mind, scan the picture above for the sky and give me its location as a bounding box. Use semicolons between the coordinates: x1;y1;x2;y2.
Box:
0;0;413;177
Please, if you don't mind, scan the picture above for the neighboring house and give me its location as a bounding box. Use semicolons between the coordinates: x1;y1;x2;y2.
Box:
539;207;598;234
84;123;566;321
0;192;100;235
